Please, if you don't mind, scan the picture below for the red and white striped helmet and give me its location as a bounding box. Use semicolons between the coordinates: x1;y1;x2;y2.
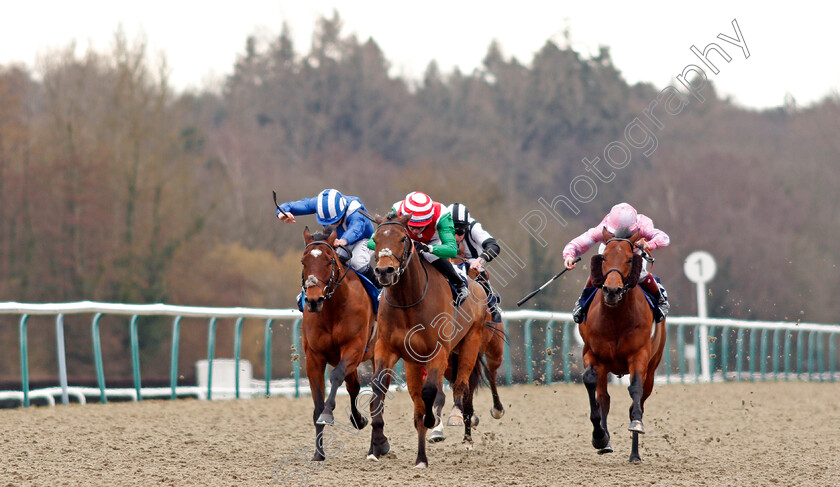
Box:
604;202;639;233
400;191;435;227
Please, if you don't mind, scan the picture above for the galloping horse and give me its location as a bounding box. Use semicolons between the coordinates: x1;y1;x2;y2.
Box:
367;212;487;468
579;227;666;463
299;226;376;461
427;248;506;443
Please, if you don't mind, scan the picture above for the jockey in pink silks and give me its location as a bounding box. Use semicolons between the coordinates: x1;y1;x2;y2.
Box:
562;202;671;324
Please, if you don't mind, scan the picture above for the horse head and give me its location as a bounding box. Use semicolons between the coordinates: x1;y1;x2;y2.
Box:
301;225;340;313
596;226;644;307
371;212;414;287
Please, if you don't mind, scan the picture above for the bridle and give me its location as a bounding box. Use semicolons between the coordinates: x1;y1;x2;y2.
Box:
302;240;351;301
600;237;645;301
375;220;430;309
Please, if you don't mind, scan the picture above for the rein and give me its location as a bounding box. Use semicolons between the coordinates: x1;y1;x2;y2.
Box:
302;240;351;301
376;220;430;309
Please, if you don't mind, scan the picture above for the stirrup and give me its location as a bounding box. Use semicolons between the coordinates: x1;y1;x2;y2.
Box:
489;305;502;323
572;303;584;324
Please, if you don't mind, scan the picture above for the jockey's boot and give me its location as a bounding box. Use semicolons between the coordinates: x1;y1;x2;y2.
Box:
431;259;470;306
477;271;502;322
358;265;382;289
487;293;503;323
296;288;305;312
639;274;669;323
572;281;598;324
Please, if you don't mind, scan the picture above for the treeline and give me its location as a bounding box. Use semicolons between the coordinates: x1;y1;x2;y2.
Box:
0;13;837;384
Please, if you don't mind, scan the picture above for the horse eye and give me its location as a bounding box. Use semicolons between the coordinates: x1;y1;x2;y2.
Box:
626;259;633;264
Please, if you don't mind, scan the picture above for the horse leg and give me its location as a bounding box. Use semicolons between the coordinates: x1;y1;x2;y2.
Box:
317;359;347;426
366;349;399;461
428;384;447;443
305;351;328;461
345;368;368;430
446;353;464;427
318;345;364;426
485;339;505;419
626;350;649;462
627;373;645;463
453;327;482;449
583;362;611;453
406;362;434;468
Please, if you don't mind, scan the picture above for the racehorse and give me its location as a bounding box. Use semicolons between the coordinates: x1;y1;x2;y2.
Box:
367;212;487;468
427;246;507;443
299;226;376;461
579;226;666;463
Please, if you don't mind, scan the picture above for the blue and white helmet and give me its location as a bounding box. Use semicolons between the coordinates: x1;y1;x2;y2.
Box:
315;189;348;225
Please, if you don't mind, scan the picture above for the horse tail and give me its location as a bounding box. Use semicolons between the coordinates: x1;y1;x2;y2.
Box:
484;321;508;345
472;353;489;389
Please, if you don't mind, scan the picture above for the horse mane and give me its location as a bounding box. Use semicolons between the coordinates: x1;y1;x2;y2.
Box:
310;225;336;242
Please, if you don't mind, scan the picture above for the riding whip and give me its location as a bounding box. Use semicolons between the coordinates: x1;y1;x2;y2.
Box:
272;191;293;220
516;257;581;307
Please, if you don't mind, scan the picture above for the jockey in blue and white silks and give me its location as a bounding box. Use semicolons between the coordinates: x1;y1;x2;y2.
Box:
277;189;379;287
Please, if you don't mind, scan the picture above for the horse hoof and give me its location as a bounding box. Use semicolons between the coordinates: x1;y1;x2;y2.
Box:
490;407;505;420
433;414;441;428
629;455;642;464
366;454;379;462
471;415;480;427
628;420;646;434
447;407;464;427
312;453;326;462
352;415;368;430
316;413;334;426
463;438;474;451
592;433;611;450
597;443;614;455
414;462;428;469
428;428;446;443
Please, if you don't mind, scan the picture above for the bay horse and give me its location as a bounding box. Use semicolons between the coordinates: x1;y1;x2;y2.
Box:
579;226;666;463
299;226;376;461
427;247;506;443
367;212;487;468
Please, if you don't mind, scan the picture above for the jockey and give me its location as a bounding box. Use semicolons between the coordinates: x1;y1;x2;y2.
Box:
449;203;503;322
277;189;379;288
562;202;670;324
369;191;470;306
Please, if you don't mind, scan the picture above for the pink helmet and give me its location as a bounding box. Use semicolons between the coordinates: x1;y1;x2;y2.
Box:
604;203;638;233
400;191;435;227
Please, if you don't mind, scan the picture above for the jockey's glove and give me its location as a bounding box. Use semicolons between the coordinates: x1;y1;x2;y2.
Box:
414;241;431;253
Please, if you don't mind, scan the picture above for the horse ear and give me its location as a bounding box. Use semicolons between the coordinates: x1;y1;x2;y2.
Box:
326;229;338;245
397;212;412;225
601;226;613;242
374;213;385;225
303;226;312;244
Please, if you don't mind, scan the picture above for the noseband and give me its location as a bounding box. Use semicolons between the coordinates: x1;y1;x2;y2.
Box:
302;240;350;301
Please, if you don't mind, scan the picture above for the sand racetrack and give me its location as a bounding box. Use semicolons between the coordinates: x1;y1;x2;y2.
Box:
1;381;839;486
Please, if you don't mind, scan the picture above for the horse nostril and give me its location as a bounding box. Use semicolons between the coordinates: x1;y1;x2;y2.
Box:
385;266;395;275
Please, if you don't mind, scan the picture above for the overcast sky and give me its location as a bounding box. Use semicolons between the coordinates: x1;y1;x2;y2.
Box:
2;1;837;109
